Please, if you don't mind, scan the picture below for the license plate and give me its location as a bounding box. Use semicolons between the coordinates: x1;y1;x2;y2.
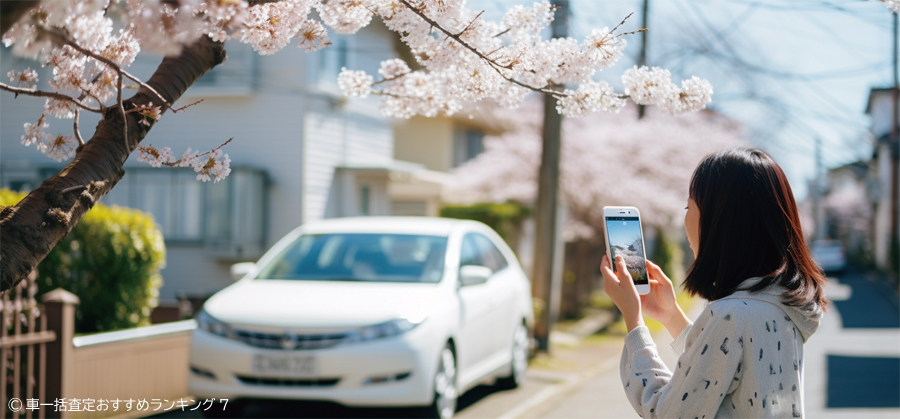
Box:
252;354;318;377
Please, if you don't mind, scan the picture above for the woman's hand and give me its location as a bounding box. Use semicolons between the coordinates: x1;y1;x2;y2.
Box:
601;255;643;332
642;261;690;339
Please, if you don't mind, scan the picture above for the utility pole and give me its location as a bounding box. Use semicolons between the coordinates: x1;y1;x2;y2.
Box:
813;137;824;241
531;0;568;353
637;0;650;120
891;11;899;274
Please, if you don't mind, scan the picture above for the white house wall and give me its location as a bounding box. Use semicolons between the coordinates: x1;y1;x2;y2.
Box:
1;22;399;303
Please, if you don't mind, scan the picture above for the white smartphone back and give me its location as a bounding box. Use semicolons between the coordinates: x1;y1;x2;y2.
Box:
602;206;650;295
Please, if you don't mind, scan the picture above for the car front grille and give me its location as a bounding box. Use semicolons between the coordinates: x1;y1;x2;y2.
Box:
236;375;340;387
232;329;348;350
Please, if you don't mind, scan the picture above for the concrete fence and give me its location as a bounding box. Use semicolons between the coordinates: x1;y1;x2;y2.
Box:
3;287;195;419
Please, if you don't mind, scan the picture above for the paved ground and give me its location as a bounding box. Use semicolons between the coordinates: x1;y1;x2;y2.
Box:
148;269;900;419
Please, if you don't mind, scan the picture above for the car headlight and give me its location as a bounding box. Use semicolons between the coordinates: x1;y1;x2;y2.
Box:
196;309;236;339
346;317;425;343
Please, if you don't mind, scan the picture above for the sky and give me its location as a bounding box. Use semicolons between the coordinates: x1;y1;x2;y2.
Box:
605;217;644;251
486;0;899;200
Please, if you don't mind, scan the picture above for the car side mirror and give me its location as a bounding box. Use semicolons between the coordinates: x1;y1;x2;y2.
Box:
459;265;492;287
230;262;256;281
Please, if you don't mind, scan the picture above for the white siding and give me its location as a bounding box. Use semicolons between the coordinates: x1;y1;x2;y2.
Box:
1;23;399;302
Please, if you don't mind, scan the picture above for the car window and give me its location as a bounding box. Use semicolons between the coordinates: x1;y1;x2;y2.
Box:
255;233;448;283
472;233;509;272
460;232;509;272
460;234;480;267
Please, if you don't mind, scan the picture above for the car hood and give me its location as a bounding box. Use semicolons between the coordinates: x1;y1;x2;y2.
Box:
203;279;444;329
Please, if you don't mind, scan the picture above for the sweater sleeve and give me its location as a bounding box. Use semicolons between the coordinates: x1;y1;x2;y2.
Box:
619;304;744;419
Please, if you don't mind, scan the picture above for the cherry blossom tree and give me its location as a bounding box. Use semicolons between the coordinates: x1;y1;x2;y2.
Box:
445;100;745;240
0;0;715;292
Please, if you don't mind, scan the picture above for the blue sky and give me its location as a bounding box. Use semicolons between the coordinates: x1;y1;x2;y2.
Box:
488;0;898;200
606;218;644;251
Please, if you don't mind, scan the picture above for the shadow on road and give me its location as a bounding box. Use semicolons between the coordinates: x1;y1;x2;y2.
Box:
147;382;514;418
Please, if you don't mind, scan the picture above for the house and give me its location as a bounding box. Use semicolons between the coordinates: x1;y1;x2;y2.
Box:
865;87;899;273
0;23;429;306
390;109;512;216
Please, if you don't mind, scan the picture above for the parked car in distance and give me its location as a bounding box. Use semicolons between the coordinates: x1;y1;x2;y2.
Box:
810;239;847;274
189;217;534;419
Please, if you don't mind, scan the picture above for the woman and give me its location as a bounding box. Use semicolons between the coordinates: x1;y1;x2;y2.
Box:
601;147;827;418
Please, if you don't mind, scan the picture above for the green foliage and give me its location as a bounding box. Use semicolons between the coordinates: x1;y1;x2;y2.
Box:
650;228;684;285
440;201;530;244
0;189;166;333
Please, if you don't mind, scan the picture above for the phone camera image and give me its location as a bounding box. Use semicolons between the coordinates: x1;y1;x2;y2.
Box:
605;216;649;285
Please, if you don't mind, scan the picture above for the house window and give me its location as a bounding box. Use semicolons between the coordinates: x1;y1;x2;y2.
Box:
100;167;268;258
359;184;370;215
453;128;484;167
189;40;256;95
318;37;349;86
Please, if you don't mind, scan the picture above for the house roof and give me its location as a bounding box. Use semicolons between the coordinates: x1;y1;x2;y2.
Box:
865;87;899;114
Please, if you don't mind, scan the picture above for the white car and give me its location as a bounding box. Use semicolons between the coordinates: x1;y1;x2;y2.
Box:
810;239;847;274
188;217;534;418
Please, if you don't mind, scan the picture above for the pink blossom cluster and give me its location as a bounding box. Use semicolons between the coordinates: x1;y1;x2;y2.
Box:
446;100;744;239
622;66;714;116
3;0;718;176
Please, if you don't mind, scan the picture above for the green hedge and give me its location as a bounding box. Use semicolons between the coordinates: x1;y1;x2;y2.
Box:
440;202;530;244
0;189;166;333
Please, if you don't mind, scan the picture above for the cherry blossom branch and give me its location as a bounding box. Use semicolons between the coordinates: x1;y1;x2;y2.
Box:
0;82;102;113
36;26;170;108
396;0;563;96
172;99;204;114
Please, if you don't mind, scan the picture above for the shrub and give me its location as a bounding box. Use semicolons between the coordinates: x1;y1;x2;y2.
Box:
439;202;530;245
0;189;166;333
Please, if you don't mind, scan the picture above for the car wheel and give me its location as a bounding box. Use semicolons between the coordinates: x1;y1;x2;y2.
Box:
427;344;458;419
497;322;529;389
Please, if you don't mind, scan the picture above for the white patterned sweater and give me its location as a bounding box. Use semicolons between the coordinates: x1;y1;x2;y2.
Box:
620;277;823;418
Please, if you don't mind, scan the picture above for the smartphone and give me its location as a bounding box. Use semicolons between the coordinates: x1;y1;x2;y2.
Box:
603;206;650;295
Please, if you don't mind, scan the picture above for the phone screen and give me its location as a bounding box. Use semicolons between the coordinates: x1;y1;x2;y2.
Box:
605;216;649;285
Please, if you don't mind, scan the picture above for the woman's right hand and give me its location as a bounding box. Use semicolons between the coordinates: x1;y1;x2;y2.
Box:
642;261;690;338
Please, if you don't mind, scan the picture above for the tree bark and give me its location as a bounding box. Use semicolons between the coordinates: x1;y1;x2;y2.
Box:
0;36;226;292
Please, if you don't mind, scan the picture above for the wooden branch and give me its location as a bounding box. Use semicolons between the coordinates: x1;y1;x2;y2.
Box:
0;83;102;113
0;36;226;292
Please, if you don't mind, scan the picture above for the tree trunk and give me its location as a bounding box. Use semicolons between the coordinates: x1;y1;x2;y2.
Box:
0;36;226;292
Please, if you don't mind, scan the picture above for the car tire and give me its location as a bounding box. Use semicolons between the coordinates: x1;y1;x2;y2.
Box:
496;322;529;390
199;399;246;418
425;343;458;419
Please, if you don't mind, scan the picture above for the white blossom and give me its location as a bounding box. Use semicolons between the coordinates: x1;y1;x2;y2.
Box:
192;149;232;182
622;66;712;115
41;134;77;162
337;68;373;98
378;58;411;79
45;98;76;119
137;145;176;167
241;0;312;55
556;81;625;118
296;19;331;52
317;0;373;34
22;115;50;147
7;68;38;89
882;0;900;13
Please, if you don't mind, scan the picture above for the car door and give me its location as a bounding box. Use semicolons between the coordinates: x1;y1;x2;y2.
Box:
470;233;517;363
455;232;497;381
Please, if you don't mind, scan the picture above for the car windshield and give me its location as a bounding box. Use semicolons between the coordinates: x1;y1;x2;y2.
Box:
255;233;448;283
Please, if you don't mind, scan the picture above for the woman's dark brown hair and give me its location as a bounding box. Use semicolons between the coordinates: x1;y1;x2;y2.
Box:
684;147;827;310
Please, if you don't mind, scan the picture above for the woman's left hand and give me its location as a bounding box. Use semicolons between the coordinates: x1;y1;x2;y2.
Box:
601;254;644;332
